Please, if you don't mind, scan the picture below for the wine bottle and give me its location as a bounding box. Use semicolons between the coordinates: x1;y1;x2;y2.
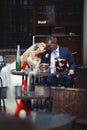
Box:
16;45;21;71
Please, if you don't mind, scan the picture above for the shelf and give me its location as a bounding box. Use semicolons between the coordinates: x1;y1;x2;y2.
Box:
35;34;82;38
36;25;82;36
33;0;83;65
34;0;83;35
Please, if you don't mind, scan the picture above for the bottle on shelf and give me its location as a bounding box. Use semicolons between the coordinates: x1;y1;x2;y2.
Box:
16;45;21;71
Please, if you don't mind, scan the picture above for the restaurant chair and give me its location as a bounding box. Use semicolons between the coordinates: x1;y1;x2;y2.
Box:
0;55;5;70
0;85;23;113
0;54;6;112
0;55;5;87
0;55;6;112
0;86;7;112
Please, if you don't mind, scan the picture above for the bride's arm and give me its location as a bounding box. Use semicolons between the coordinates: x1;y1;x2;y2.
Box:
35;58;41;68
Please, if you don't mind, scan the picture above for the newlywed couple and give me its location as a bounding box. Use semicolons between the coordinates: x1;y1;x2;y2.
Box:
0;42;48;87
1;36;76;87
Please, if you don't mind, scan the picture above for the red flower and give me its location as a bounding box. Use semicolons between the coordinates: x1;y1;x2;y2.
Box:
45;53;49;58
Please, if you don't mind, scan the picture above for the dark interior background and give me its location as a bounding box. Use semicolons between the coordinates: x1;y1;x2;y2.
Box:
0;0;33;49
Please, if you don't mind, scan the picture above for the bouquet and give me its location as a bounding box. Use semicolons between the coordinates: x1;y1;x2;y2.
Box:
55;59;69;71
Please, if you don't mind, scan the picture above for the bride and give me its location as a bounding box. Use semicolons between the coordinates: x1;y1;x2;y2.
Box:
22;42;46;69
0;42;46;87
4;42;46;116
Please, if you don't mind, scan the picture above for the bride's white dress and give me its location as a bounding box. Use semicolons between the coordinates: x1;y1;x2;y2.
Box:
27;57;38;68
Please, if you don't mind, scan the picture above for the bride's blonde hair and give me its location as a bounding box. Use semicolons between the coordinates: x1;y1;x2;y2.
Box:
35;42;46;50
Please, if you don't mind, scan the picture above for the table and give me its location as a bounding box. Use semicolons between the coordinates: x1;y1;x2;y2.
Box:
11;69;68;77
11;69;68;111
11;69;68;89
11;69;68;96
28;111;75;130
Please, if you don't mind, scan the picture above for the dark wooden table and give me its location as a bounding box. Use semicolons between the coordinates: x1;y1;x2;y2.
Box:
11;69;68;89
11;69;68;77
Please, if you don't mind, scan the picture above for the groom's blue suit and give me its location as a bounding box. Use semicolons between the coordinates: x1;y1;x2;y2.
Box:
41;46;76;87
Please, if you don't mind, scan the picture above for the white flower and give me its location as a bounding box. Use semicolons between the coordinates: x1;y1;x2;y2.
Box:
45;53;49;58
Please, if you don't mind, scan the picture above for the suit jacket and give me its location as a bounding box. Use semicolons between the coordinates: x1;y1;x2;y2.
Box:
41;46;76;71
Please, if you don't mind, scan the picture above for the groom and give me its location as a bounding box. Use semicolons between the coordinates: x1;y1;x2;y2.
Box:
41;36;76;87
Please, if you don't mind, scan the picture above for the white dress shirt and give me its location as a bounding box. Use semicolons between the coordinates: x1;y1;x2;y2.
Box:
50;46;59;73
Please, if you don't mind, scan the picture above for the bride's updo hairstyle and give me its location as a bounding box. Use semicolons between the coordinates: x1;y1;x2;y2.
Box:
35;42;46;50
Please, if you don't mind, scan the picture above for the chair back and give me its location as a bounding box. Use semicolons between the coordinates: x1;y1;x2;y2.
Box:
0;86;7;112
0;87;7;98
0;86;22;112
0;55;5;70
